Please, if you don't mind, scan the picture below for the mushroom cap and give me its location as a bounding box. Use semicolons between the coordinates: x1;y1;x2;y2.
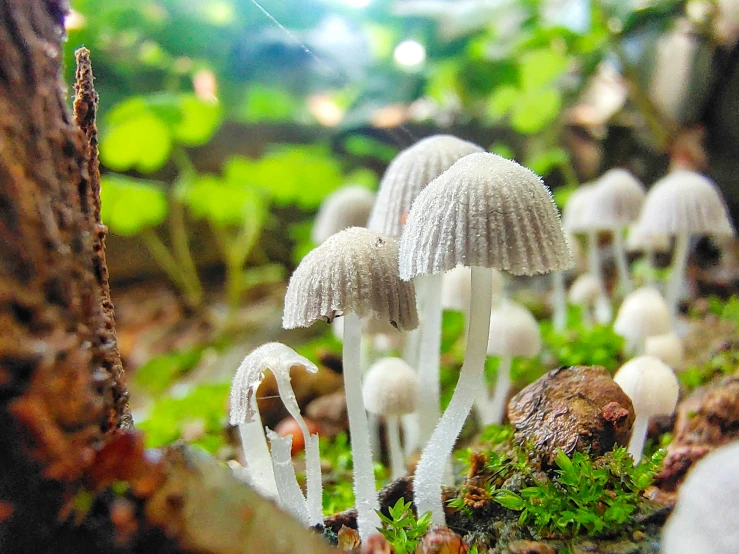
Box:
229;342;317;426
626;223;670;253
634;170;735;237
283;227;419;331
579;168;646;230
399;152;573;279
661;441;739;554
561;184;595;233
568;273;601;305
367;135;484;237
312;185;376;244
441;265;505;312
613;287;672;346
487;300;542;357
362;357;420;416
613;355;679;418
645;332;684;368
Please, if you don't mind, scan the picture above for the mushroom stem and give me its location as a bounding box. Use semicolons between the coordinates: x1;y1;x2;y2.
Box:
267;430;310;525
552;271;567;332
342;312;380;541
414;266;493;525
589;230;612;323
666;230;690;322
613;228;633;294
628;414;650;464
386;416;405;479
644;245;656;287
582;305;593;329
273;374;323;526
417;273;443;445
485;355;512;425
401;413;420;457
237;398;278;499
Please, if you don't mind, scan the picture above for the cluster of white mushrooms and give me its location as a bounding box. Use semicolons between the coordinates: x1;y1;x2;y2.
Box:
225;134;736;546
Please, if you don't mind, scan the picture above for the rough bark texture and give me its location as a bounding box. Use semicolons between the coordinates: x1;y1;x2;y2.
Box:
508;366;635;466
0;2;335;552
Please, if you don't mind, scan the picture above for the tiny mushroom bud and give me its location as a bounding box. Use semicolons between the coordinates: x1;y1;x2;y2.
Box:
568;273;601;328
400;152;572;525
283;227;418;541
613;355;679;463
645;332;684;369
478;300;541;426
661;440;739;554
312;185;376;244
362;357;420;479
613;287;672;355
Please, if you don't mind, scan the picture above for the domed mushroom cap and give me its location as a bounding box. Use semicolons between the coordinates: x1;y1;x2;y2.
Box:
283;227;419;331
487;300;542;357
229;342;317;426
626;223;670;253
441;265;505;312
362;357;420;416
614;287;672;346
613;355;679;418
562;184;595;233
634;170;735;237
579;169;646;230
661;441;739;554
568;273;601;305
368;135;484;237
312;185;376;244
399;152;573;279
645;332;684;368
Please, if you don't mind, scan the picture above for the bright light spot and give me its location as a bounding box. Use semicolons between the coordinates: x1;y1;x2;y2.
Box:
337;0;371;7
394;40;426;67
308;95;345;127
65;9;86;31
193;69;219;104
371;104;408;128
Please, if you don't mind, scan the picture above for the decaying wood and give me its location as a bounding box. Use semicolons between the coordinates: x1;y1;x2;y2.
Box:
0;2;335;552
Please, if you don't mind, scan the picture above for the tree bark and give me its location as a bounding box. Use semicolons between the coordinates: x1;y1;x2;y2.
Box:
0;2;335;552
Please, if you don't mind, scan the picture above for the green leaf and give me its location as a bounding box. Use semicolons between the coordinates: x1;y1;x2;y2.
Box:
101;113;172;173
510;88;561;134
174;95;222;146
241;85;299;122
519;49;569;90
488;85;519;119
100;175;168;236
492;489;525;511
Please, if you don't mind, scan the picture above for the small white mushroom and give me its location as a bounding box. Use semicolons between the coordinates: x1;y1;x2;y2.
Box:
626;224;670;287
613;287;672;355
362;357;420;479
661;441;739;554
229;342;322;526
312;185;376;244
613;355;679;463
478;301;541;426
645;332;684;368
568;273;601;328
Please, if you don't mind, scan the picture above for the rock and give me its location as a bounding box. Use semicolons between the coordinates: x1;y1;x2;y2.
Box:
656;373;739;490
507;540;556;554
415;526;467;554
306;389;349;436
507;366;635;466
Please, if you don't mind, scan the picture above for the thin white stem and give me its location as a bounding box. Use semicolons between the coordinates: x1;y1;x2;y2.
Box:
589;230;612;324
386;416;405;480
613;228;633;294
267;430;309;525
628;414;650;464
343;312;380;541
582;305;593;330
368;413;381;463
401;412;420;457
644;246;656;287
238;400;278;499
552;271;566;332
486;356;512;426
414;267;493;526
667;231;690;323
273;374;323;526
417;274;443;445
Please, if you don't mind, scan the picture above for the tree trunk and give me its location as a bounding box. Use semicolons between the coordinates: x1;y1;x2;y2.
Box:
0;2;334;552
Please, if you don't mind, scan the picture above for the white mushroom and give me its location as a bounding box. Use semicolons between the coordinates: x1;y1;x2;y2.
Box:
568;273;601;328
613;287;672;355
613;355;679;463
645;332;684;369
362;357;420;479
312;185;376;244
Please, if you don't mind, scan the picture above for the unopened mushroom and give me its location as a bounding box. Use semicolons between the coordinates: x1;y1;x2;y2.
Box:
613;287;672;355
478;300;542;426
613;355;679;462
634;170;735;321
568;273;601;328
229;342;322;525
312;185;376;244
400;152;572;525
645;332;684;368
362;357;420;479
283;227;418;541
661;440;739;554
368;135;484;449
